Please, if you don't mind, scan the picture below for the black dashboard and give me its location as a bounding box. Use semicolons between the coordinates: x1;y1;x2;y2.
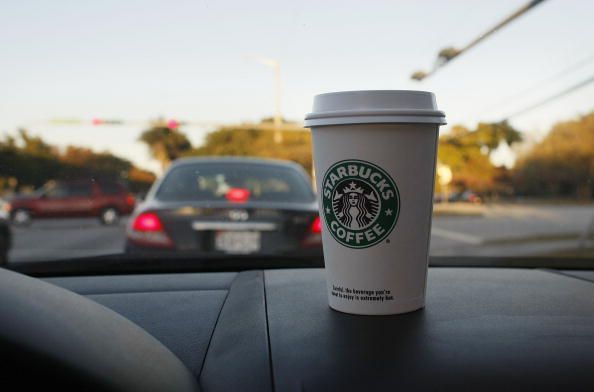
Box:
2;266;593;391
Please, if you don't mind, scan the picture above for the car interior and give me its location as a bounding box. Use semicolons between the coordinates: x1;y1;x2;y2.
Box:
2;1;594;391
2;257;593;391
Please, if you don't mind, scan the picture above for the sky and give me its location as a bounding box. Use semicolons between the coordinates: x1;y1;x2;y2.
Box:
1;0;593;173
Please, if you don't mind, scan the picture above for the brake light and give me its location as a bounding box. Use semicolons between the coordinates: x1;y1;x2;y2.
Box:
133;212;163;231
302;215;323;247
128;212;173;248
311;216;322;234
226;188;250;203
126;194;136;206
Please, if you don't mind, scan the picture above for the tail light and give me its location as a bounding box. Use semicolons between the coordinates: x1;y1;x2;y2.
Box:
226;188;250;203
127;212;173;248
302;215;323;247
310;216;322;234
133;212;163;231
126;194;136;206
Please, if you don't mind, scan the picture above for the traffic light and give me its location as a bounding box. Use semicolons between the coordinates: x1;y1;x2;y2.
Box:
92;118;124;126
166;119;180;129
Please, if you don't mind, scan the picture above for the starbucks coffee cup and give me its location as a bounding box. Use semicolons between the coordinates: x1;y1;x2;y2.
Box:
304;90;446;315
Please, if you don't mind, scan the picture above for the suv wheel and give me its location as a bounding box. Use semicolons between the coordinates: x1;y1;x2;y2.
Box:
12;209;32;227
100;207;120;225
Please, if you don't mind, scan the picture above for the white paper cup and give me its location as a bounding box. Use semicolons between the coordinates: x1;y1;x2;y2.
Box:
304;90;446;315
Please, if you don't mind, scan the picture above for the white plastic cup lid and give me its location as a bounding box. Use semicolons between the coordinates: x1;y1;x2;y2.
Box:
304;90;446;127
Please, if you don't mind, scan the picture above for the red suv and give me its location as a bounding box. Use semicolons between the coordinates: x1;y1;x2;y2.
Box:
8;179;136;226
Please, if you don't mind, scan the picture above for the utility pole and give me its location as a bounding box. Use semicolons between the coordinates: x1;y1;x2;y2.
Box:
251;56;283;144
272;61;282;144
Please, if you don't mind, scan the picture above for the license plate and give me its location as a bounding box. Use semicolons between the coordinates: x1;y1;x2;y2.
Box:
214;231;261;254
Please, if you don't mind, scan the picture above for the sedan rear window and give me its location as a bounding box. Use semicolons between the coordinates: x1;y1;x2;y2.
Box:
156;163;315;203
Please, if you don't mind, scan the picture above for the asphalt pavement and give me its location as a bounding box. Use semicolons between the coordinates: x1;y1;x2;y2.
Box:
430;204;594;256
7;204;594;263
9;217;128;263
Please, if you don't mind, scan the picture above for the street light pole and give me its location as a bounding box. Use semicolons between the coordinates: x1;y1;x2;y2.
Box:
251;56;283;144
272;62;282;144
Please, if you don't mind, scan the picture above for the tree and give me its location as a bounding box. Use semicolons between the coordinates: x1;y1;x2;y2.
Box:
437;121;522;194
184;121;313;175
127;167;157;193
60;146;132;178
438;132;496;193
513;112;594;199
445;121;522;155
139;120;192;171
18;129;55;157
0;131;156;194
472;121;522;155
0;131;61;189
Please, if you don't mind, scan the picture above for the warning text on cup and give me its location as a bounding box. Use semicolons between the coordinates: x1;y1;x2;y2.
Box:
331;285;394;302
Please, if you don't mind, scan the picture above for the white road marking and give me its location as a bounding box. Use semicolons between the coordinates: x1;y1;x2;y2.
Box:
431;227;483;245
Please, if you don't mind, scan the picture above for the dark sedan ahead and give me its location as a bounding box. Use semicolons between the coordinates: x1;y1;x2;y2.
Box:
125;157;323;259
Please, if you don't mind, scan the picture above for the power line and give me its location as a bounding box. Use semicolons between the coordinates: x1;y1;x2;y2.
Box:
411;0;548;81
503;74;594;119
491;53;594;108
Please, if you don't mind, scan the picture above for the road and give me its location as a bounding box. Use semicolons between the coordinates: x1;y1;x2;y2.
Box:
7;204;594;263
9;218;128;263
431;204;594;256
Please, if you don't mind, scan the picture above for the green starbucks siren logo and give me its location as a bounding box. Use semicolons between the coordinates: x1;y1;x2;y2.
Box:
321;159;400;249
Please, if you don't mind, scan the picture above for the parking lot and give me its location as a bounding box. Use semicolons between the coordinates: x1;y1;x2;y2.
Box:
7;203;594;263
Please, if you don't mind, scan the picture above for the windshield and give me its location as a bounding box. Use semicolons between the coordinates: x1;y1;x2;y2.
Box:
1;1;593;271
156;162;314;203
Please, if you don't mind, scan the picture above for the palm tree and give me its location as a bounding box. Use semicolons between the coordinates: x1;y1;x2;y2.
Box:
139;120;192;172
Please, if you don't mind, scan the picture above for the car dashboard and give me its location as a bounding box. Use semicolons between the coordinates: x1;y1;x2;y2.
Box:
1;265;589;391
